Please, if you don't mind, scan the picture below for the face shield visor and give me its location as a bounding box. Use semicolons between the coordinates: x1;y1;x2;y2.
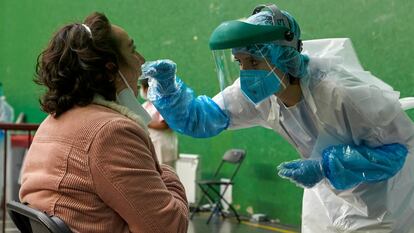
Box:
209;19;295;105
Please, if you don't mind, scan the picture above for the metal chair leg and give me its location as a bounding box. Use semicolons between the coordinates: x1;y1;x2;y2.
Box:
191;184;209;220
190;199;202;219
207;183;241;223
227;203;241;223
192;184;216;221
206;202;220;224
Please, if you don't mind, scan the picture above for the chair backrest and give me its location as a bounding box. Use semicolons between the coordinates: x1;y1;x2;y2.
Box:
213;149;246;181
222;149;246;164
7;201;73;233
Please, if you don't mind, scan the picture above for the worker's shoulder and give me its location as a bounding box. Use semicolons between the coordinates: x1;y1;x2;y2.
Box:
307;69;385;112
310;70;401;125
310;69;381;99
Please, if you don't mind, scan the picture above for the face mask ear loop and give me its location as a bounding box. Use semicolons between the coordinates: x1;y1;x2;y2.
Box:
256;45;287;89
279;71;288;90
118;71;135;95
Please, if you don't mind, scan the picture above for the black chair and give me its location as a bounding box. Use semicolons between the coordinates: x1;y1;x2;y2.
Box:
7;201;72;233
190;149;246;224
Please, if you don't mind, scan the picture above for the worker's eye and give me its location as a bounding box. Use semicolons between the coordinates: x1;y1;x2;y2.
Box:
250;58;259;67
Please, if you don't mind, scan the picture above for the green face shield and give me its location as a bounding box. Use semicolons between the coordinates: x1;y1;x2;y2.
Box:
209;20;292;50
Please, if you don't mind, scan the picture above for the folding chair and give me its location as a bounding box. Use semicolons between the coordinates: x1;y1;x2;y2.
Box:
190;149;246;224
7;201;73;233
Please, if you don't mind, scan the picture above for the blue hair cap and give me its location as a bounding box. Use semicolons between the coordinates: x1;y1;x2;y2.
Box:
233;11;309;78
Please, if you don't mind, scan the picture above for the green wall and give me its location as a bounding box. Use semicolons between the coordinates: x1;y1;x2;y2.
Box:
1;0;413;227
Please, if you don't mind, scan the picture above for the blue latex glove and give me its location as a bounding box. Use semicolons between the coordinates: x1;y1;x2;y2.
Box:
278;143;408;190
322;143;408;190
142;59;178;97
142;59;176;80
277;159;324;188
144;60;230;138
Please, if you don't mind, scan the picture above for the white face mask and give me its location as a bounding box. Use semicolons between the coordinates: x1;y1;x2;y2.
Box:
116;71;152;125
139;88;147;100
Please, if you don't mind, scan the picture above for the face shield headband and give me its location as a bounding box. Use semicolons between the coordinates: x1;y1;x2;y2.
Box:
209;4;299;106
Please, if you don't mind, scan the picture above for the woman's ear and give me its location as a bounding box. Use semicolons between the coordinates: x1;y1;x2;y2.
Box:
105;62;117;71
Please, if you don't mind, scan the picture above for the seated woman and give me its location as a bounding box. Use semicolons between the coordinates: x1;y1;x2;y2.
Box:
19;12;188;233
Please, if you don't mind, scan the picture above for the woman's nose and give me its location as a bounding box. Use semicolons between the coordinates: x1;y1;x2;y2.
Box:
136;52;145;65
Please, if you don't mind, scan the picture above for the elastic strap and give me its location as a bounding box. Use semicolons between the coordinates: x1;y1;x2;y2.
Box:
252;4;301;51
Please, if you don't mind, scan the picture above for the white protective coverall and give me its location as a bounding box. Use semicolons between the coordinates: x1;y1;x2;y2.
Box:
142;100;178;165
212;38;414;233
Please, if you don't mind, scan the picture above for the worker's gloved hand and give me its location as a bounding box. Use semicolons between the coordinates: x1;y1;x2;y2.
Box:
142;59;179;98
277;159;324;188
142;59;176;81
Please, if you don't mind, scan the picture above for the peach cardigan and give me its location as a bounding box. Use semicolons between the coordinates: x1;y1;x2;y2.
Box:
20;97;188;233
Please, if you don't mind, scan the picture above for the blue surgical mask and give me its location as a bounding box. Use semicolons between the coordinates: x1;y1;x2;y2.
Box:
240;69;283;104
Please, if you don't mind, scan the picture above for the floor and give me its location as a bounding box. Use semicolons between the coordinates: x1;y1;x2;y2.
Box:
1;212;300;233
189;213;299;233
4;206;414;232
1;220;18;233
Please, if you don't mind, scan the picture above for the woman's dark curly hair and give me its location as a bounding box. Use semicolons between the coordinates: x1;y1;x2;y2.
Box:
35;12;122;117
